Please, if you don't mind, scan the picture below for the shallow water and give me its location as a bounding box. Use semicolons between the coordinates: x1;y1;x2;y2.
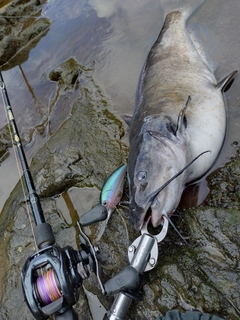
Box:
0;0;239;214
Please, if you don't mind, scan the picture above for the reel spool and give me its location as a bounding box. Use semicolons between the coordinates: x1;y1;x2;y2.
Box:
35;268;62;306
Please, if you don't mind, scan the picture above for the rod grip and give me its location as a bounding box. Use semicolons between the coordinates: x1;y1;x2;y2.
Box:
34;223;55;248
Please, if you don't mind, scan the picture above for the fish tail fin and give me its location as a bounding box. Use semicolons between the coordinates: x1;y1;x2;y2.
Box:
160;0;206;20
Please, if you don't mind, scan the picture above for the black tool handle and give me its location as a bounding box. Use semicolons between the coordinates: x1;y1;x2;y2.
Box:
104;265;141;295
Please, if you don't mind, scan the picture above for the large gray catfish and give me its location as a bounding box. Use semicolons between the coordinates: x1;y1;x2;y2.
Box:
127;0;237;230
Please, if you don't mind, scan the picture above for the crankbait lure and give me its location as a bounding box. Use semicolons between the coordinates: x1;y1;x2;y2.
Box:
96;164;127;240
101;164;127;214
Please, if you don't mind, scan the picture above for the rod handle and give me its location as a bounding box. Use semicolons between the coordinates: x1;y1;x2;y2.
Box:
34;223;55;248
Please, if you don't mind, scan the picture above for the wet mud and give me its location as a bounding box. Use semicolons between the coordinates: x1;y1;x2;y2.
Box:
0;0;240;319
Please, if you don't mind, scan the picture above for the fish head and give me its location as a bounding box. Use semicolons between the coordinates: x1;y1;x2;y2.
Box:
128;130;188;230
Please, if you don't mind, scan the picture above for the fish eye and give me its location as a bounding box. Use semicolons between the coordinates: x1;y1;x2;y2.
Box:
137;171;147;181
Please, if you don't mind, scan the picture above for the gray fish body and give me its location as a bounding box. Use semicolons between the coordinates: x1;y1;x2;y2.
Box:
128;10;233;230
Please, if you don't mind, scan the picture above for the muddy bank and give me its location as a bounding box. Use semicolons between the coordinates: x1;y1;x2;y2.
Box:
0;57;239;320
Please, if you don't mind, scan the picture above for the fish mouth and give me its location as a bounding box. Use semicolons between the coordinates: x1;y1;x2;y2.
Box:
130;193;166;230
143;207;154;228
130;200;157;231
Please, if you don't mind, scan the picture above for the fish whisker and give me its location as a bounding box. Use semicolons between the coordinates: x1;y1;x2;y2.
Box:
150;150;211;203
162;213;189;246
119;201;130;206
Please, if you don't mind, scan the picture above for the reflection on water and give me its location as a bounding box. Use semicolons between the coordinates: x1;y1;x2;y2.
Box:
56;186;100;226
0;0;240;212
0;150;19;212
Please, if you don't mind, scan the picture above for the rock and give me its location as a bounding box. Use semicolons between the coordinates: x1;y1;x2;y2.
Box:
0;125;12;160
0;57;128;319
0;0;51;70
31;58;127;198
0;53;240;319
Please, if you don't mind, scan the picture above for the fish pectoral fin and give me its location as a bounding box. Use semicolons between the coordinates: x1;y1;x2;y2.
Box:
217;70;238;93
175;95;191;136
123;115;132;126
147;130;169;147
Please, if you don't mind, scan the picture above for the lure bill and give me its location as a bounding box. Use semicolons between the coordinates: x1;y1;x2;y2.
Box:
96;164;127;241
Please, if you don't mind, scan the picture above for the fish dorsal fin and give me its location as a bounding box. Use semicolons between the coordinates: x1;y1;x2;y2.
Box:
123;115;132;126
217;70;238;93
175;95;191;136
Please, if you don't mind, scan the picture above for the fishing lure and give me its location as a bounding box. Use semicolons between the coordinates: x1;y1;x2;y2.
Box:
101;164;127;214
96;164;127;240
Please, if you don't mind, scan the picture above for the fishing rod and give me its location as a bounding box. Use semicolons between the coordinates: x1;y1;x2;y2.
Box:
0;71;170;320
0;71;54;247
0;71;106;320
